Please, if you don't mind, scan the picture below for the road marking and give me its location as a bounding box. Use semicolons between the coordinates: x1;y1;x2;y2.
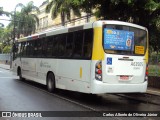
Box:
0;77;19;79
16;80;97;111
14;80;125;120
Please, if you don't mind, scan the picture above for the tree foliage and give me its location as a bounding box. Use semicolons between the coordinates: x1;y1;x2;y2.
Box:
45;0;81;26
72;0;160;53
8;1;40;37
2;45;11;53
0;7;10;16
0;27;12;53
0;7;11;27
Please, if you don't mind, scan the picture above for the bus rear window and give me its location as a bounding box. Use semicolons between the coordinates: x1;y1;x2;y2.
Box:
103;25;147;56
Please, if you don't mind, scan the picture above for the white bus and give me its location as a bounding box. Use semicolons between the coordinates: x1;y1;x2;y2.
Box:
12;20;148;94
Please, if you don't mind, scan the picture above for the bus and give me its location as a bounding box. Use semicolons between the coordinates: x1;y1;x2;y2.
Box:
12;20;148;94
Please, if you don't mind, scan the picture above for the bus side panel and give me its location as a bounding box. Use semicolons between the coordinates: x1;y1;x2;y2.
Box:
35;58;57;85
56;59;91;93
12;57;22;75
21;58;37;80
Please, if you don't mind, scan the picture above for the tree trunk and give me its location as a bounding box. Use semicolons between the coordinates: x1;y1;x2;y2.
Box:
61;12;65;26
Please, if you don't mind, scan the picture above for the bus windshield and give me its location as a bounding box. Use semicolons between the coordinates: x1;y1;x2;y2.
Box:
103;24;147;56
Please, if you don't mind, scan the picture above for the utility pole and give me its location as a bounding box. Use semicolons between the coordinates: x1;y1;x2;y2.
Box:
11;6;18;69
12;7;16;61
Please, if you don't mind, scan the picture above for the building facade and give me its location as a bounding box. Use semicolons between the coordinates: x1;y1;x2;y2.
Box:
35;0;96;33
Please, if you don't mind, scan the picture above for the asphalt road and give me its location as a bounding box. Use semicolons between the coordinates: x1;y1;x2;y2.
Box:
0;68;159;120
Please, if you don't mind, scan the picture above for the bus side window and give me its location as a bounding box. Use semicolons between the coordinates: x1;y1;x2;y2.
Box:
58;34;67;57
83;29;93;59
42;38;47;57
73;30;83;58
21;42;27;57
14;43;20;58
37;39;43;57
65;32;73;58
26;42;30;57
28;41;35;57
46;36;53;58
52;36;59;57
17;43;21;57
34;39;42;57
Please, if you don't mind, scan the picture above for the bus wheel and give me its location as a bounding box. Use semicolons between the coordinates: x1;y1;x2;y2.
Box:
47;73;55;93
18;68;24;81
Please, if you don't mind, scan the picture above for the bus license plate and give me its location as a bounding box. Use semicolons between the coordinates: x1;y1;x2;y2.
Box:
119;76;129;80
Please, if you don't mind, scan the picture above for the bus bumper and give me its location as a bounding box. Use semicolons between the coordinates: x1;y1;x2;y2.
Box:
91;80;148;94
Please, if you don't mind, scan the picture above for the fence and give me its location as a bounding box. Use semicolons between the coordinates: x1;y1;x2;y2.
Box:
148;54;160;89
0;54;11;64
149;54;160;76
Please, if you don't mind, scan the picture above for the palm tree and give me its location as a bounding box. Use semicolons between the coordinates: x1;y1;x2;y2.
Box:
0;7;11;27
8;1;40;37
0;7;10;16
45;0;81;26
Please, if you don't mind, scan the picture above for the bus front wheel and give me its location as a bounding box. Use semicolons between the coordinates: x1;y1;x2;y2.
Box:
47;73;56;93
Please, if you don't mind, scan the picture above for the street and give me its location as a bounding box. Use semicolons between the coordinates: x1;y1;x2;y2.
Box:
0;68;160;120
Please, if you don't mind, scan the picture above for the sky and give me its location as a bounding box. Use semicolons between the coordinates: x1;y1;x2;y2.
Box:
0;0;43;27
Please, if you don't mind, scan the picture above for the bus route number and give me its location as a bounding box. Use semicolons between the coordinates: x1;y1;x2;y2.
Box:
131;62;143;66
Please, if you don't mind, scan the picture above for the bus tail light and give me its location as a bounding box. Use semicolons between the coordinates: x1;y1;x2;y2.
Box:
95;61;102;81
145;64;148;81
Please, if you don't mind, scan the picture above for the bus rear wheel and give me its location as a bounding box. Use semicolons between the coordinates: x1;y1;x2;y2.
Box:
47;73;56;93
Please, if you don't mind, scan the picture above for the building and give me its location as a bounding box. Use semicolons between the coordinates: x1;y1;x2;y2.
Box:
35;0;96;33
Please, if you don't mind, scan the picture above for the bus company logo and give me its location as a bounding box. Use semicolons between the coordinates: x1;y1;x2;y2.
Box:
107;57;112;65
40;61;51;68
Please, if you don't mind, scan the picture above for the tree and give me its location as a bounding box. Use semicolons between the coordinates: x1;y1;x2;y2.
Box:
0;27;12;54
8;1;40;37
2;45;11;53
145;0;160;53
0;27;12;43
0;7;11;27
0;7;10;16
45;0;81;26
72;0;160;53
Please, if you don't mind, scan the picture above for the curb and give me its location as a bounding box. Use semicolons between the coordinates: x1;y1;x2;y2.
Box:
147;89;160;96
116;93;160;105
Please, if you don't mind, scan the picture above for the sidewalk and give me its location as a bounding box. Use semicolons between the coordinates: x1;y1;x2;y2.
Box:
0;63;160;96
147;87;160;96
0;63;10;70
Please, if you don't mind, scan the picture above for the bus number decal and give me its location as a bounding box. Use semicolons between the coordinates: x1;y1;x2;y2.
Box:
131;62;143;66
